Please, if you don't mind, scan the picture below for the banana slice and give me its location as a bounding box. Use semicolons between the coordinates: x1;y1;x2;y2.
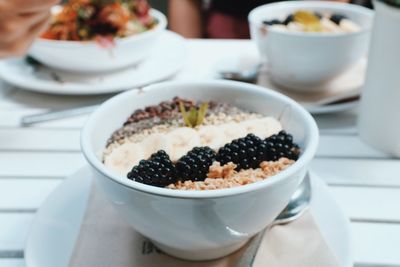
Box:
141;133;172;159
167;127;201;161
320;17;341;33
197;125;226;150
220;122;247;142
340;19;361;33
104;142;145;176
241;117;282;138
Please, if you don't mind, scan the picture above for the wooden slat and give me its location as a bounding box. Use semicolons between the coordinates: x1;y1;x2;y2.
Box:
317;135;387;158
311;158;400;187
0;152;85;177
314;110;357;133
0;129;80;152
0;214;33;250
0;179;61;210
330;186;400;222
177;40;258;81
0;259;25;267
0;109;87;128
2;215;400;267
0;88;111;111
352;222;400;266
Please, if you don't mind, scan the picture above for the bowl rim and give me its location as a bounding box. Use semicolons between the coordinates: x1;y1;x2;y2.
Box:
248;1;374;38
36;8;167;47
81;80;319;199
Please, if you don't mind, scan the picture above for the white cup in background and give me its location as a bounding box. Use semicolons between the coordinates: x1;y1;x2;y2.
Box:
358;0;400;156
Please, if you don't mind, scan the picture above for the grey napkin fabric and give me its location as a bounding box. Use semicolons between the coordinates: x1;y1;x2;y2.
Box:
70;182;340;267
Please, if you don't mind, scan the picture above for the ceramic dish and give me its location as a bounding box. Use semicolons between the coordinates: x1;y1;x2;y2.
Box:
215;56;365;114
249;1;373;91
29;9;167;72
81;80;319;260
24;166;352;267
0;31;186;95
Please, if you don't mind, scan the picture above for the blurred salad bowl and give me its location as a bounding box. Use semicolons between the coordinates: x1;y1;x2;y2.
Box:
29;1;167;73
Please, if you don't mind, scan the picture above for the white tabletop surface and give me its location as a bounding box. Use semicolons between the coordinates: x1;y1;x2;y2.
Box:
0;39;399;267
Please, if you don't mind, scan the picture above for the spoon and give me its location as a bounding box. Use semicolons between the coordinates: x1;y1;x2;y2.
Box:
219;64;261;83
234;173;312;267
20;104;100;126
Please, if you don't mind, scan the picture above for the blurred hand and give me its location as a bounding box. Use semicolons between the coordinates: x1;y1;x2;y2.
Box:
0;0;59;58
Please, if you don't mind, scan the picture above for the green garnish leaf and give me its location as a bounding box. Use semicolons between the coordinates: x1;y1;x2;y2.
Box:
188;107;198;127
179;101;209;128
179;101;192;127
197;102;209;126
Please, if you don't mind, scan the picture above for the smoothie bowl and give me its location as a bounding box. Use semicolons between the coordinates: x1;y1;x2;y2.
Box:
81;80;319;260
249;1;373;91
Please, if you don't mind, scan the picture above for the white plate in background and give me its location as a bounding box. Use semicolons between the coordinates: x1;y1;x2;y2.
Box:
0;31;187;95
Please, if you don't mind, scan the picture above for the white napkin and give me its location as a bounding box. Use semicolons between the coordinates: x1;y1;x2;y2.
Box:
69;183;341;267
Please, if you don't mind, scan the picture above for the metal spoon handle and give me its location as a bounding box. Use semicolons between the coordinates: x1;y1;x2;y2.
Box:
234;229;268;267
234;174;311;267
20;105;99;126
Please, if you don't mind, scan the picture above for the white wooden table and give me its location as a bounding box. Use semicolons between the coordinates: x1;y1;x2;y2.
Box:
1;39;399;267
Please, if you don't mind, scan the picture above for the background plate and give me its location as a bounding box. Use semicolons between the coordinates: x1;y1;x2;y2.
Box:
0;31;187;95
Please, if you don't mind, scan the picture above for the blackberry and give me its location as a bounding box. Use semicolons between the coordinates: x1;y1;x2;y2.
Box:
217;134;266;170
314;12;323;19
127;150;177;187
176;147;216;182
330;14;347;25
262;19;282;26
264;131;300;161
283;14;294;25
216;132;301;171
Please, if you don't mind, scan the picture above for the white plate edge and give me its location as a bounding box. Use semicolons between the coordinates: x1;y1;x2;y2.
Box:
24;166;352;267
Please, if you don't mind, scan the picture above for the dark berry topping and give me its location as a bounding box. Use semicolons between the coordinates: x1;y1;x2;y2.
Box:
265;131;300;161
217;132;300;171
283;14;294;25
127;150;177;187
330;14;347;25
127;132;300;187
262;19;282;26
217;134;265;170
314;12;322;19
176;147;216;182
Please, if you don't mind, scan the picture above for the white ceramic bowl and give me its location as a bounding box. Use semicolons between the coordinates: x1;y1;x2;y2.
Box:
249;1;373;91
81;80;319;260
29;9;167;73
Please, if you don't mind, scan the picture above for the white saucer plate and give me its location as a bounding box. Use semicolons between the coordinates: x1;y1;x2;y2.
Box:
215;56;364;115
0;31;187;95
25;167;352;267
306;101;359;115
260;59;364;115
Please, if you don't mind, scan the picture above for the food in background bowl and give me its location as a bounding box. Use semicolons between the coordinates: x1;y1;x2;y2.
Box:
263;10;360;33
103;97;301;190
41;0;157;42
81;80;319;260
248;1;373;91
29;0;167;72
